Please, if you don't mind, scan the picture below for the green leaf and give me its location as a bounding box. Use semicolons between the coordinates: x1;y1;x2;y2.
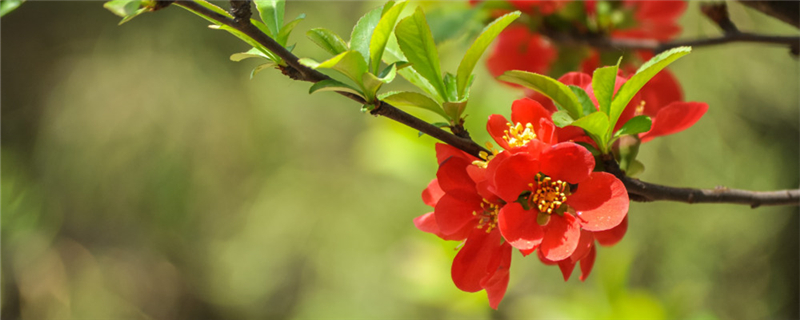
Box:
377;63;399;83
568;85;596;117
498;70;582;119
103;0;147;24
301;50;368;87
369;1;407;74
230;47;272;62
395;7;448;101
443;73;459;103
379;91;447;119
570;112;609;148
455;11;520;99
350;4;384;66
614;115;651;137
616;135;641;174
609;46;691;131
254;0;284;38
592;65;618;115
382;37;443;103
443;101;467;121
307;28;349;56
276;14;305;46
551;110;574;128
1;0;24;17
309;79;365;98
250;62;277;79
362;73;384;102
212;24;282;63
626;159;645;177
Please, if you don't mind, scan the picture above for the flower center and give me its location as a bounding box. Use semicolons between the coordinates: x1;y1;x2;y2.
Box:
504;122;537;149
634;100;646;116
529;175;569;214
473;199;500;233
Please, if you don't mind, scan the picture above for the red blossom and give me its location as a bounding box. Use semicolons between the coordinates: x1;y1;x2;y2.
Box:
612;1;687;42
487;26;557;82
414;144;512;309
538;216;628;281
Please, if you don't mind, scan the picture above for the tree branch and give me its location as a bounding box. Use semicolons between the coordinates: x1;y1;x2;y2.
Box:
170;1;799;208
601;155;800;207
737;1;800;30
173;0;488;159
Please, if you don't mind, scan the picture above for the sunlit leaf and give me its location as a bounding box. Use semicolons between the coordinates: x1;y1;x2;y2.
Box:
254;0;284;38
592;65;617;115
309;78;365;98
380;91;447;119
455;11;520;99
307;28;349;56
277;13;305;46
498;70;582;119
369;1;407;74
350;4;383;66
395;7;447;101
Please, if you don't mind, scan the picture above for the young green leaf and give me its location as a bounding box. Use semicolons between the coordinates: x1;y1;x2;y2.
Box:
455;11;520;99
230;47;272;62
310;79;365;98
382;37;442;103
350;4;384;66
104;0;147;24
498;70;582;119
568;85;596;117
570;112;609;150
614;115;651;137
250;62;277;79
212;24;281;63
377;63;399;83
276;14;305;46
443;101;468;121
609;46;691;131
443;73;459;103
551;110;575;128
591;65;618;115
307;28;349;56
369;1;408;74
395;7;448;101
300;50;368;87
379;91;447;118
254;0;284;38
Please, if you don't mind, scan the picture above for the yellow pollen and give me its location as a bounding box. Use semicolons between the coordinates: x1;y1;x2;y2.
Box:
475;199;500;233
530;175;569;215
634;100;646;116
472;142;500;168
503;122;537;148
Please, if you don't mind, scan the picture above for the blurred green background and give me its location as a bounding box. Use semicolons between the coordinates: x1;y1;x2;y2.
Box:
2;1;798;319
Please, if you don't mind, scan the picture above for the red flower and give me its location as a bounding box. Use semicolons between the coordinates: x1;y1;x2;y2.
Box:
491;142;629;260
487;26;557;82
538;216;628;281
414;144;512;309
507;0;568;15
612;1;687;42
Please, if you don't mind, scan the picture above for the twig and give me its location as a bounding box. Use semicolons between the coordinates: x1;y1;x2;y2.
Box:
601;155;800;207
737;0;799;30
170;1;799;208
174;0;489;159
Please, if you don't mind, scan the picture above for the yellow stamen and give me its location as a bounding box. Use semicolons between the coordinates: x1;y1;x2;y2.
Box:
530;175;569;215
475;199;500;233
472;142;500;169
503;122;537;148
634;100;646;116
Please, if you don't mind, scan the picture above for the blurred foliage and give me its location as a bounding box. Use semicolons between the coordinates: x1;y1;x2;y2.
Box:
1;1;798;319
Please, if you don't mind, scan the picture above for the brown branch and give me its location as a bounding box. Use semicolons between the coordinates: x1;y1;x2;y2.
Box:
174;0;488;159
601;155;800;208
737;1;800;30
169;1;799;208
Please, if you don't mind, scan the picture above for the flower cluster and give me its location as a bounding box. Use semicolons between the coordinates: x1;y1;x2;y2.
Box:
415;99;630;308
477;0;688;79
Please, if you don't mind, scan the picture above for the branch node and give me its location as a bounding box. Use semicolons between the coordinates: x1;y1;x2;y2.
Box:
230;0;252;26
701;3;739;35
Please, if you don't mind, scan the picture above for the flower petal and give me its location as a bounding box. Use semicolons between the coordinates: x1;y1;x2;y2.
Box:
640;101;708;143
558;72;592;88
435;143;474;164
539;142;595;184
557;259;576;281
570;230;595;263
569;172;629;231
487;114;512;150
437;157;477;197
594;215;628;246
640;69;683;115
434;194;481;236
422;179;444;207
413;212;440;234
540;213;581;261
579;245;597;282
537;117;558;145
498;202;544;250
511;98;551;133
452;229;505;292
492;153;540;203
480;242;512;309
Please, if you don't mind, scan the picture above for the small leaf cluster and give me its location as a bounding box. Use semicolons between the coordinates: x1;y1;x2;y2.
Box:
499;46;692;154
